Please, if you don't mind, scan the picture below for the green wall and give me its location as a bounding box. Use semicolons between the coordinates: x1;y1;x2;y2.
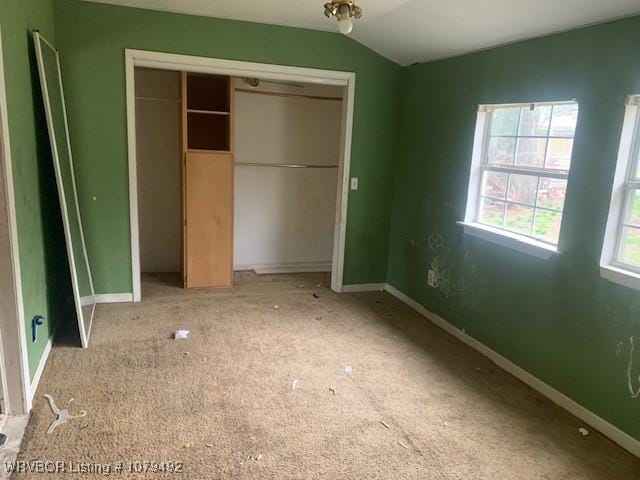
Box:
388;16;640;440
53;0;402;292
0;0;73;379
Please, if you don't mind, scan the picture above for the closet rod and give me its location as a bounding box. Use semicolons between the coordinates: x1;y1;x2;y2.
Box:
235;162;338;169
235;88;342;102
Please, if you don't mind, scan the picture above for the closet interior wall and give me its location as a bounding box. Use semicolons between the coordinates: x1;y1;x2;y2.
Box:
233;79;343;273
135;68;181;274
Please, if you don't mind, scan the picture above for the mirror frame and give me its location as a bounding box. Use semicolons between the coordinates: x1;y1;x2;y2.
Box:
33;31;96;348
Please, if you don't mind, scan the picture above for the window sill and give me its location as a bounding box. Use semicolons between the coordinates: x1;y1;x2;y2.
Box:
600;264;640;291
457;221;560;260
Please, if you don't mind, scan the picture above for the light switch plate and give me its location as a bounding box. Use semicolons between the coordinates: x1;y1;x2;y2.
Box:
350;177;359;190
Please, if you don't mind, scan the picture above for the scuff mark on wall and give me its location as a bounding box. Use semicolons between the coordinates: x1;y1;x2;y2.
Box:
429;255;456;298
427;231;444;251
424;230;486;308
626;336;640;399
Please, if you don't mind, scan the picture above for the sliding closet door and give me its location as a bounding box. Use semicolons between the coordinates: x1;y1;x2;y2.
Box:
184;152;233;288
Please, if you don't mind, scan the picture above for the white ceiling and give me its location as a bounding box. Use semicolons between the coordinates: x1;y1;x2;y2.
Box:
81;0;640;65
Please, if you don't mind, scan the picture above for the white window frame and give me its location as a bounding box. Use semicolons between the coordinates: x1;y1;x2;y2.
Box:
600;95;640;290
459;100;578;260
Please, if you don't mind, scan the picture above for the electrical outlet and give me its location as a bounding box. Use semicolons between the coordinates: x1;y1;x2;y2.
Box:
350;177;359;190
427;269;437;288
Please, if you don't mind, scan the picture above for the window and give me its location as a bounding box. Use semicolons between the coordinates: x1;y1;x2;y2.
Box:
601;96;640;290
460;101;579;259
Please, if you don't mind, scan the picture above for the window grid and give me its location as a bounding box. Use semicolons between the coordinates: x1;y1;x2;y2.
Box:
475;102;576;245
613;106;640;271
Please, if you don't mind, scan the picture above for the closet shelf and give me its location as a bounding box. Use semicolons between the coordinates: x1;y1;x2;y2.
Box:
187;148;232;154
187;109;230;115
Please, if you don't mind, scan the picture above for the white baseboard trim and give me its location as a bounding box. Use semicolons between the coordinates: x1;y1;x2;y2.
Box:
341;283;387;293
384;283;640;458
235;262;332;275
29;335;52;402
80;295;95;307
94;293;134;304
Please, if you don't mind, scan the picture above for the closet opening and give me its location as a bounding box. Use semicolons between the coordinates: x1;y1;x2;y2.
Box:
132;57;351;300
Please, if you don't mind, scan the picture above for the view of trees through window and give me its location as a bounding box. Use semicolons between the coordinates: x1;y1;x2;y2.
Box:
618;146;640;267
477;103;578;245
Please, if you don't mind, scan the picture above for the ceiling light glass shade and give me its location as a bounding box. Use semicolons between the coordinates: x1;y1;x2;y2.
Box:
337;3;353;35
338;15;353;34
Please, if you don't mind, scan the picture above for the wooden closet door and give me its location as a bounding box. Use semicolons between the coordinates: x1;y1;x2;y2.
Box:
184;151;233;288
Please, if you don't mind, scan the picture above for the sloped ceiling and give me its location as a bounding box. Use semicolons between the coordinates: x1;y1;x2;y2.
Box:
80;0;640;65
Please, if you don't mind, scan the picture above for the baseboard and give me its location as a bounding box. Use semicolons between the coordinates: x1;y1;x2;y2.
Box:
341;283;387;293
94;293;134;303
235;262;332;275
80;295;95;306
384;283;640;459
29;335;52;402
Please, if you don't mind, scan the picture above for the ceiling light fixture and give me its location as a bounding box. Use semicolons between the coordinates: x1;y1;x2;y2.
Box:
324;0;363;35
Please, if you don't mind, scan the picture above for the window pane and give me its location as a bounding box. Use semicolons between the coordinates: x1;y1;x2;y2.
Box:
515;137;547;167
545;138;573;170
507;174;537;205
537;178;567;211
479;198;505;228
533;210;562;244
625;189;640;226
505;202;534;235
550;104;578;137
482;171;508;199
487;137;515;165
490;107;520;136
621;227;640;267
518;105;551;136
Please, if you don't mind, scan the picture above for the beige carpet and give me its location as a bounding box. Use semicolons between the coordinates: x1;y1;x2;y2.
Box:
14;272;640;479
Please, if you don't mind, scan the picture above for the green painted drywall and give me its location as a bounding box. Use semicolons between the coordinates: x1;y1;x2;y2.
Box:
0;0;73;379
52;0;401;292
388;16;640;440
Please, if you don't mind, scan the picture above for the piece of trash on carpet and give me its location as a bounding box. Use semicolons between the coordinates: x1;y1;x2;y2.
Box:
329;387;336;395
274;305;279;309
0;433;7;446
292;379;299;390
398;440;409;449
312;293;319;299
578;427;589;436
183;443;192;449
174;330;190;340
316;284;321;288
44;394;87;434
344;365;353;374
381;421;390;429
